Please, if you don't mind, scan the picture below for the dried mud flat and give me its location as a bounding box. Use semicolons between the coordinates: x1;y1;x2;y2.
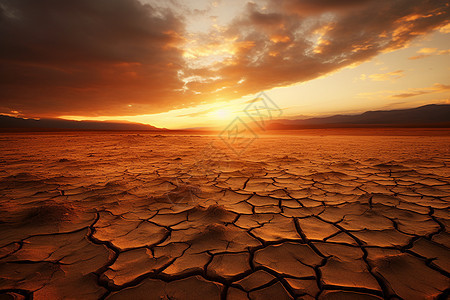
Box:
0;133;449;300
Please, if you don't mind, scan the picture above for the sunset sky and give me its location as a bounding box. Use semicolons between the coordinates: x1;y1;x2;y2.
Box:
1;0;449;129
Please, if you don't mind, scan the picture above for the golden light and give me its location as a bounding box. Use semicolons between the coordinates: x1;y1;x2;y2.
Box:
206;108;235;124
213;108;232;119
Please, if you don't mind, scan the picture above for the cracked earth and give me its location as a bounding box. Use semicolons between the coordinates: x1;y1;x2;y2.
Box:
0;133;449;299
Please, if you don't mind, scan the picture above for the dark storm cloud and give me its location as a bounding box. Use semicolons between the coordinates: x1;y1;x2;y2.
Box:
0;0;187;117
0;0;449;118
277;0;376;14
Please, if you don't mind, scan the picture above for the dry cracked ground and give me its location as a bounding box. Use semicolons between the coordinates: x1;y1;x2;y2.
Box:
0;133;449;300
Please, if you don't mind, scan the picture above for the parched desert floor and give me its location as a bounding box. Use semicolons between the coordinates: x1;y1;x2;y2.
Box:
0;132;449;299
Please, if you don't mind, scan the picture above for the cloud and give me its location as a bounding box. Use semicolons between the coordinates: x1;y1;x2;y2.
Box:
418;48;438;54
0;0;188;117
0;0;449;118
358;83;450;99
439;23;450;33
408;47;450;59
391;83;450;98
275;0;377;15
184;0;449;106
177;107;217;118
368;70;404;82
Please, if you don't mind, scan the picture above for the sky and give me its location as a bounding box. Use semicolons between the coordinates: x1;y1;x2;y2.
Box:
0;0;449;129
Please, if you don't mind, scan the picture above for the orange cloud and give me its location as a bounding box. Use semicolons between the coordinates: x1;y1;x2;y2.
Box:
368;70;405;82
391;83;450;98
409;47;450;60
439;23;450;33
270;35;291;43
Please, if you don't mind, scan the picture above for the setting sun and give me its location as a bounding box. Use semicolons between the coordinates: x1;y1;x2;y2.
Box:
212;108;232;120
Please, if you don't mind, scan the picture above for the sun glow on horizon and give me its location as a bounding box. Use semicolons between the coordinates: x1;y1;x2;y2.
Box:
211;108;232;119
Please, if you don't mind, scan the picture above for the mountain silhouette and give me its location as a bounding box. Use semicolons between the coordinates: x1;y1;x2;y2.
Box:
266;104;450;129
0;115;165;131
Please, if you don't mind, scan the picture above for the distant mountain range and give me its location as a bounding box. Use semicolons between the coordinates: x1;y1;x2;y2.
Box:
265;104;450;129
0;115;165;132
1;104;449;132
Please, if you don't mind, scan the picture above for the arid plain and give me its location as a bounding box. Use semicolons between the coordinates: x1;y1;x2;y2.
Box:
0;132;449;300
